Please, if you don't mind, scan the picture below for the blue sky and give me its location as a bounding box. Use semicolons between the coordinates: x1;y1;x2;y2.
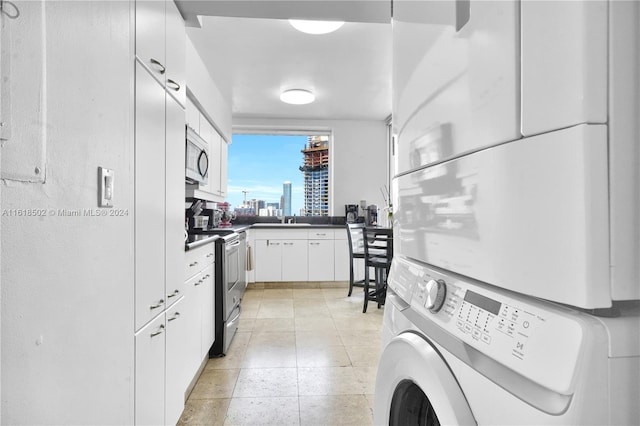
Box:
227;134;308;214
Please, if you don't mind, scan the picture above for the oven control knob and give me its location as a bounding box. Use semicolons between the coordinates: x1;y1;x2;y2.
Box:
425;279;447;313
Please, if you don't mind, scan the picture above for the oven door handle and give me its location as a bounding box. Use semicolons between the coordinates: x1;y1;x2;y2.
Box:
228;304;241;325
226;240;241;249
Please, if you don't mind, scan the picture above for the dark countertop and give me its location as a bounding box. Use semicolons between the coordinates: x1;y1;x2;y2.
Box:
185;234;220;251
185;223;347;250
249;224;345;229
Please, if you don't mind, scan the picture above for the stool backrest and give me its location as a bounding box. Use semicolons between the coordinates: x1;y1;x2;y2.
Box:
362;227;393;264
346;223;366;256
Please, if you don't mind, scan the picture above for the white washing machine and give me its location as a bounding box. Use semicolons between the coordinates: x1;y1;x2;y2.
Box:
374;257;640;425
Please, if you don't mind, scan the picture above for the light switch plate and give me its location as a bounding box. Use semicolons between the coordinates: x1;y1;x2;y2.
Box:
98;167;114;207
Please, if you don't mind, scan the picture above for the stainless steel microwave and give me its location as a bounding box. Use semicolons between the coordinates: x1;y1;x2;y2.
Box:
185;127;209;184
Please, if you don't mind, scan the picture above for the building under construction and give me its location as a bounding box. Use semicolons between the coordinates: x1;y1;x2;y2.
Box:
299;136;329;216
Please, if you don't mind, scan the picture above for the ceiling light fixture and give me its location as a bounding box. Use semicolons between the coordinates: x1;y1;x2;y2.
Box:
289;19;345;35
280;89;316;105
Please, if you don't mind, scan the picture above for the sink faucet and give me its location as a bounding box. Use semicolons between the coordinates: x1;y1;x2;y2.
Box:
288;218;294;224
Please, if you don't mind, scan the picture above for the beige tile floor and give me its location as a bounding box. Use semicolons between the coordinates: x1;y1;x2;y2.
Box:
178;285;384;426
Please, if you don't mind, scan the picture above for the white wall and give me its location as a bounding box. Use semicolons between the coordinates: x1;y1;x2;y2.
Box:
1;2;134;423
233;117;389;219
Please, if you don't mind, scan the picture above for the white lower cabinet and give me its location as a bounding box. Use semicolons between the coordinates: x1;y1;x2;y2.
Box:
254;228;350;283
282;240;309;281
135;313;166;426
255;240;283;281
308;240;334;281
255;239;309;282
334;230;350;281
183;273;203;380
200;263;215;358
165;298;187;426
183;243;216;378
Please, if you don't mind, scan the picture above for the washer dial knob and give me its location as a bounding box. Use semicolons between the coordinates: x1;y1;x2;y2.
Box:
425;279;447;313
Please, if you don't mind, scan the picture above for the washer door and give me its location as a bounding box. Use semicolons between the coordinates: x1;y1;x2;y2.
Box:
374;332;476;426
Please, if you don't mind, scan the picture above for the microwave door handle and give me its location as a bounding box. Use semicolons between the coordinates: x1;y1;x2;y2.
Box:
198;150;209;177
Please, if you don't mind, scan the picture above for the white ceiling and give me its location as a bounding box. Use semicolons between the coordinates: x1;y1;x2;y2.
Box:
180;2;392;122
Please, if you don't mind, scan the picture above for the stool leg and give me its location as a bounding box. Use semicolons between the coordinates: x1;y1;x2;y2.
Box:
348;257;355;296
363;264;370;313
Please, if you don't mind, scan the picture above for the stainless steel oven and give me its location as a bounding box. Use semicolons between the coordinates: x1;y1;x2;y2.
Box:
210;232;243;356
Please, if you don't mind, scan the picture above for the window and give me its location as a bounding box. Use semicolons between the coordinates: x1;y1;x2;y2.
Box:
227;133;330;217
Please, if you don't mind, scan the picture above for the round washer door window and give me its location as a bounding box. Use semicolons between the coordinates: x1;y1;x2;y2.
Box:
374;333;476;425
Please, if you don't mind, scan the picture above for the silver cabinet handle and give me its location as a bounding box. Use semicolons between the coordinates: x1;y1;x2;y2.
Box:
189;261;199;267
202;274;210;280
150;299;164;310
150;324;165;337
206;253;214;258
167;78;180;91
194;279;203;286
167;289;180;298
149;58;166;74
167;312;181;322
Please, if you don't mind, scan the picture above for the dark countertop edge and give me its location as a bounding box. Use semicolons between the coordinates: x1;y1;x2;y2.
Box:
185;234;220;251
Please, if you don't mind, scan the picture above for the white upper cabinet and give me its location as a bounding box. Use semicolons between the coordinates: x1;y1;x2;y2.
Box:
136;0;186;107
165;0;186;107
393;0;520;175
219;136;228;197
135;1;165;82
521;1;607;136
186;96;200;133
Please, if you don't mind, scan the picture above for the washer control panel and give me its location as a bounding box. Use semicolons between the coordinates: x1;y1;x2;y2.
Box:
402;259;587;395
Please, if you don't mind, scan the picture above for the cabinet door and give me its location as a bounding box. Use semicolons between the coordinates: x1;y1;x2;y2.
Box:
186;97;200;133
135;313;166;426
135;0;166;84
183;273;202;384
135;63;166;330
208;129;222;195
308;240;334;281
165;0;186;107
165;95;186;309
282;240;308;282
165;298;186;426
200;263;215;358
255;240;282;281
219;138;228;197
333;238;350;281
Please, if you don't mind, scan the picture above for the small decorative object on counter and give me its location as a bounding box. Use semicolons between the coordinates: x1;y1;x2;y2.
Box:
218;202;236;228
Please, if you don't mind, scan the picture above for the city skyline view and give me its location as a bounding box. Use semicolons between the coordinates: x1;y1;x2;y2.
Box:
227;134;307;214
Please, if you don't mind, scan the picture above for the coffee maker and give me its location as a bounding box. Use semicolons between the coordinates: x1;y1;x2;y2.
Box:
345;204;359;223
365;205;378;226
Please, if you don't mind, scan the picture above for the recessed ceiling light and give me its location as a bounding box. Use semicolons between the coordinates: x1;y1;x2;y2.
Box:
289;19;345;35
280;89;316;105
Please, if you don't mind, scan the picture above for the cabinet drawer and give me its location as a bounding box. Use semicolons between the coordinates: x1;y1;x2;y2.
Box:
307;229;335;240
184;243;215;280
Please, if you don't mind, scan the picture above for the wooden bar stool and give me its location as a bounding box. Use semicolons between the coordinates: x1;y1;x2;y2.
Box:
362;227;393;313
346;223;373;296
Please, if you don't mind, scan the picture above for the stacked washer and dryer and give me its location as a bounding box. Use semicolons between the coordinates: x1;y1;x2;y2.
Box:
375;1;640;425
